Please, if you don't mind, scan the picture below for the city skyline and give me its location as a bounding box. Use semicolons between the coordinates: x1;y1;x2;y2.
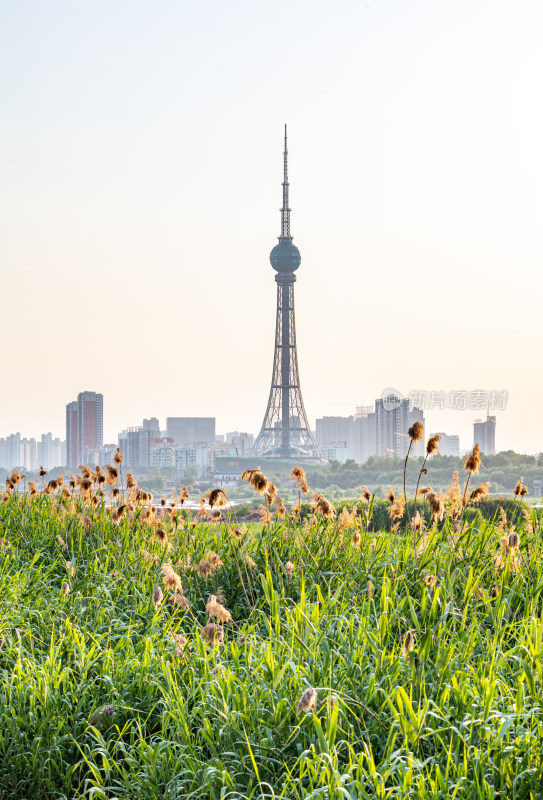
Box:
0;389;506;473
1;1;542;453
0;392;516;455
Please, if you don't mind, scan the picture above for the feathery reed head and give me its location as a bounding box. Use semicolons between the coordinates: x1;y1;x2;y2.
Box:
153;586;163;609
154;528;168;544
464;443;482;475
426;490;445;521
290;465;309;494
201;623;224;646
426;434;441;456
401;630;415;659
113;447;123;465
206;594;232;623
205;488;228;508
309;492;336;519
470;482;490;503
388;495;406;522
296;687;318;714
408;421;424;442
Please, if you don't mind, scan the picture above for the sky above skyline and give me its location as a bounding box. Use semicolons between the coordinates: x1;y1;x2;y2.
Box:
1;0;542;453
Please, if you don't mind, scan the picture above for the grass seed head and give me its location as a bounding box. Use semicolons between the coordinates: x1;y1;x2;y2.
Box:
470;482;490;503
201;623;224;646
153;586;163;608
196;560;213;579
290;466;309;493
401;630;415;659
113;447;123;465
296;687;318;715
408;421;424;442
154;528;167;544
427;490;445;521
360;485;371;502
206;594;232;623
89;704;114;729
464;443;482;474
388;496;406;522
426;434;441;456
205;488;228;508
309;492;336;519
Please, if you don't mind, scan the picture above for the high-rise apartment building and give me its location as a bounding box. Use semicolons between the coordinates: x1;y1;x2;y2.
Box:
473;415;496;455
352;407;377;464
39;433;52;470
316;417;354;450
20;438;37;471
375;398;425;459
175;445;210;478
66;402;79;468
119;427;151;468
316;399;424;463
0;433;65;471
66;391;103;468
143;418;160;435
166;417;215;447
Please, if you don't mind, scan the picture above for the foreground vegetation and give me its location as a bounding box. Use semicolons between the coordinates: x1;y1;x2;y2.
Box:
1;455;543;798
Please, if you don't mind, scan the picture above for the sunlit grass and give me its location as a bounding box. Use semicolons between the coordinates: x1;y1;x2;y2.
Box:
0;486;542;798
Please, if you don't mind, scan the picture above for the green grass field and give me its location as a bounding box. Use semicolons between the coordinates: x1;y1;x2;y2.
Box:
1;479;542;799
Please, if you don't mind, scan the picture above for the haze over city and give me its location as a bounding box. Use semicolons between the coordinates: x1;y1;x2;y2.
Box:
1;0;542;452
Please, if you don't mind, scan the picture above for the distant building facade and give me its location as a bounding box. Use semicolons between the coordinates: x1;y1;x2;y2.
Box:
431;432;460;457
375;398;425;459
225;432;254;458
0;432;66;471
166;417;215;447
320;443;349;463
175;445;210;478
316;399;424;463
473;415;496;455
66;391;103;468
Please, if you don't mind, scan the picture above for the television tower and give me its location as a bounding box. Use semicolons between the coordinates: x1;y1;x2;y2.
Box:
253;127;321;459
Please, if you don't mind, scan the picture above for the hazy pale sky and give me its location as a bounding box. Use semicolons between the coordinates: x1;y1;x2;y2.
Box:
1;0;542;452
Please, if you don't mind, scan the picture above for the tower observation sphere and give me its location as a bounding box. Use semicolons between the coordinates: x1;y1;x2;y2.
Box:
270;240;301;273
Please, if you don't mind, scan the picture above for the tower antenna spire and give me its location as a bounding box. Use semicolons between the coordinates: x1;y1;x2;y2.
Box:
280;123;291;241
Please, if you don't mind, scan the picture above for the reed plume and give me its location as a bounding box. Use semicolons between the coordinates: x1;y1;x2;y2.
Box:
201;623;224;646
296;687;318;714
462;443;483;507
113;448;123;465
360;486;371;502
205;488;228;508
309;492;335;519
401;630;415;659
206;595;232;623
153;586;163;609
470;482;490;503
